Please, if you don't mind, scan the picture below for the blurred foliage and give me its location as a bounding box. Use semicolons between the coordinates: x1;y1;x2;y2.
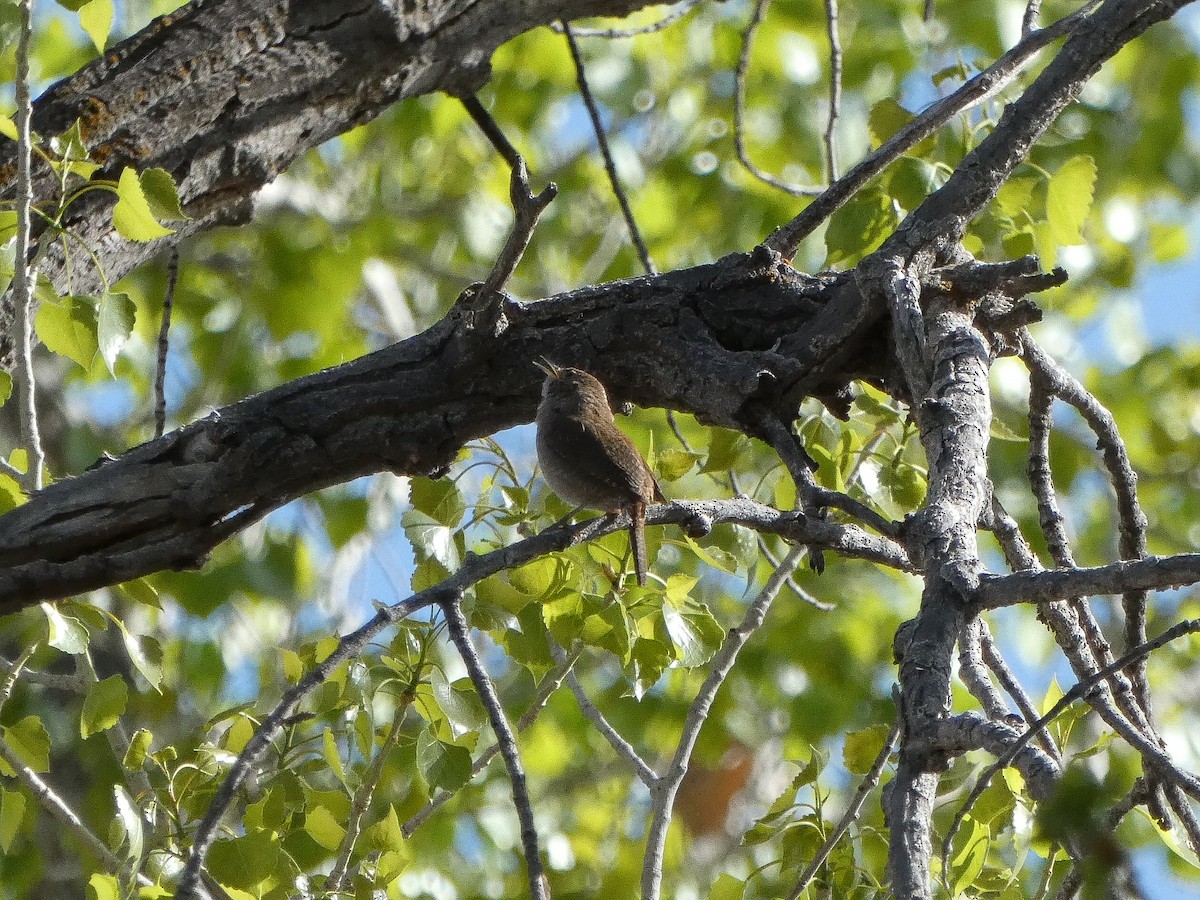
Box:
1;0;1200;897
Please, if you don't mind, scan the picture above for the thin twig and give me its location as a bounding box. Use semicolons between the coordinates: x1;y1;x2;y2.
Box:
1022;336;1151;707
785;717;899;900
764;0;1101;257
462;95;558;298
562;21;656;274
441;596;548;900
641;545;804;900
958;619;1010;720
1023;0;1043;35
402;645;579;837
0;646;154;887
176;593;431;899
941;618;1200;872
550;642;657;786
154;248;180;439
12;0;45;493
325;703;407;893
979;620;1060;762
823;0;843;182
734;0;823;197
549;1;701;39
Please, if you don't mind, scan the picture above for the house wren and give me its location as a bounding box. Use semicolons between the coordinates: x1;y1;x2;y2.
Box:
535;359;663;586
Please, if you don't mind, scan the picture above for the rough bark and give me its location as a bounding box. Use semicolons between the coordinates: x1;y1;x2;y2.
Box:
1;1;1198;898
0;0;661;368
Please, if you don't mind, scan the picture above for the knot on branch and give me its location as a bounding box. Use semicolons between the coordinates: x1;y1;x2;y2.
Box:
448;282;517;339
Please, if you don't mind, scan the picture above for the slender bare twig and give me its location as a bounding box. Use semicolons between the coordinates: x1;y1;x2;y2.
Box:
764;0;1101;257
550;642;657;786
978;621;1060;762
402;645;579;837
441;596;547;900
562;21;656;274
941;618;1200;871
0;655;88;692
462;95;558;298
641;545;804;900
549;1;701;38
823;0;843;182
734;0;823;197
154;248;180;439
12;0;45;493
1023;0;1043;35
176;593;431;899
1022;336;1151;704
958;619;1010;720
785;717;899;900
325;704;407;893
0;646;154;887
976;554;1200;609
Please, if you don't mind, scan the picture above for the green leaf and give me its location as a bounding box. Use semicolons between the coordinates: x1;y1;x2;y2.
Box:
995;176;1038;220
35;295;98;370
663;603;722;668
657;448;701;481
97;290;135;374
509;555;564;598
1045;155;1096;245
401;510;459;569
1;716;50;774
322;727;347;785
663;573;698;609
708;874;745;900
824;185;896;267
431;671;485;738
117;578;162;610
223;716;255;754
86;874;120;900
115;618;163;691
416;731;471;792
950;816;990;897
43;602;90;654
54;0;90;10
409;477;466;528
304;805;346;851
629;636;672;699
138;167;188;220
112;167;173;241
81;675;128;739
0;788;25;853
0;371;11;408
123;729;152;770
842;723;892;775
0;473;23;515
113;784;143;862
0;114;16;141
362;805;408;856
207;829;282;891
78;0;113;52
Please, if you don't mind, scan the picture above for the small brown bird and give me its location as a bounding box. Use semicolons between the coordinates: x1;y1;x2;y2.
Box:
534;359;663;586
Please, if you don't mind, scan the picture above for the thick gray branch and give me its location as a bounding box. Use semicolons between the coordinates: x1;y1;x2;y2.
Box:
0;0;662;367
0;250;924;613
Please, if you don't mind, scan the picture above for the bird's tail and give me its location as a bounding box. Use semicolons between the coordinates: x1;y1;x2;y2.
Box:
630;501;648;587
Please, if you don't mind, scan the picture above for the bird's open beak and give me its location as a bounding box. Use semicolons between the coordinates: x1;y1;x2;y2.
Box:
534;357;561;379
